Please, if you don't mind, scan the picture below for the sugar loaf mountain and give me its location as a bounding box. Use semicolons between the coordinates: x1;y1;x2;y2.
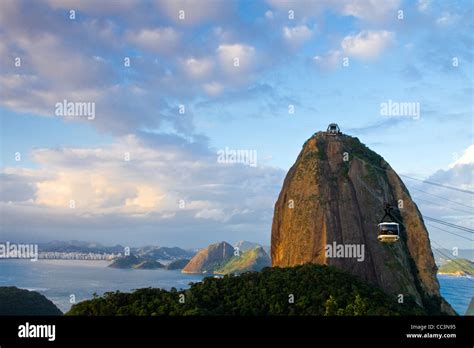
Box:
68;126;455;316
271;126;454;315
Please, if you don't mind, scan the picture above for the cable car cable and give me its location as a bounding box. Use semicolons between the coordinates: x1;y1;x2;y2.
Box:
431;241;474;282
432;248;474;282
348;154;473;217
399;174;474;195
413;196;473;215
337;144;473;242
344;151;473;195
408;186;474;209
426;223;473;241
422;216;474;233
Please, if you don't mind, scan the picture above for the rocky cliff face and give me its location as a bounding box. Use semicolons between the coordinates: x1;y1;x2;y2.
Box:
182;241;234;274
271;131;455;314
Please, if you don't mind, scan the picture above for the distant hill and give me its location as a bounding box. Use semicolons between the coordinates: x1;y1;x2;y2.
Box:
67;264;428;316
38;240;124;253
133;260;165;269
35;240;197;261
166;259;191;270
216;247;271;274
234;240;260;252
135;246;195;261
182;242;271;275
0;287;62;315
182;242;234;274
433;249;474;266
438;259;474;276
234;240;270;256
108;255;165;269
108;255;141;268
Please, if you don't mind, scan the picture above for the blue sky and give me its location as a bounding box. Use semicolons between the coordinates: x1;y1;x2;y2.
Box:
0;0;472;249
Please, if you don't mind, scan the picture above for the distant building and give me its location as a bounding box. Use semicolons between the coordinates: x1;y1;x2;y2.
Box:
326;123;342;136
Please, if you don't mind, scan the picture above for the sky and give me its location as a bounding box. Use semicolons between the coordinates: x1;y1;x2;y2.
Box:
0;0;472;249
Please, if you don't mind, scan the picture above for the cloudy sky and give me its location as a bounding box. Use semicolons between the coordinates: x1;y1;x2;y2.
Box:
0;0;472;249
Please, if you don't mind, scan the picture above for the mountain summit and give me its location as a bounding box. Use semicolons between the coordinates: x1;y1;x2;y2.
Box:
271;130;455;314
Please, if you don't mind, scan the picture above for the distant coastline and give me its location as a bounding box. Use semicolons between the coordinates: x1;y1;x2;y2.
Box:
438;272;472;277
437;258;473;277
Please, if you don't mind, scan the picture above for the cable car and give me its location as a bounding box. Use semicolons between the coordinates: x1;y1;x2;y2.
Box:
378;204;400;243
377;222;400;242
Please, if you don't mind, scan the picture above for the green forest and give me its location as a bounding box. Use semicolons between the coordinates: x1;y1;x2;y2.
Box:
67;264;427;316
0;287;62;315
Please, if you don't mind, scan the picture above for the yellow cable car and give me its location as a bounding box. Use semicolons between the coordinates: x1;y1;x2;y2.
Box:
377;222;400;242
378;204;400;243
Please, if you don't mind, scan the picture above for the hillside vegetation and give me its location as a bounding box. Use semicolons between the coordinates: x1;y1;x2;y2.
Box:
0;287;62;315
215;247;271;274
67;264;426;316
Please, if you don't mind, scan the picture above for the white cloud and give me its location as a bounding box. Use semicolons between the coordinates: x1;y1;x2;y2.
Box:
314;30;394;70
44;0;141;13
2;133;283;223
417;0;430;12
14;32;114;90
313;50;342;70
195;208;229;222
283;25;313;47
407;151;473;247
339;0;400;20
182;57;213;79
154;0;233;25
0;27;114;117
267;0;400;21
126;27;180;54
436;12;459;26
217;44;256;75
0;133;284;245
125;185;166;210
449;145;474;169
341;30;395;60
203;81;224;96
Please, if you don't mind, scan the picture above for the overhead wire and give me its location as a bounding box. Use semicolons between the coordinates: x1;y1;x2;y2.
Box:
423;216;474;234
408;186;473;209
426;223;473;242
412;196;473;215
431;240;474;282
337;140;473;240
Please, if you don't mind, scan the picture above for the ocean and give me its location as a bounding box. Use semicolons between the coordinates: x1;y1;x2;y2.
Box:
438;274;473;315
0;259;472;314
0;259;205;313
